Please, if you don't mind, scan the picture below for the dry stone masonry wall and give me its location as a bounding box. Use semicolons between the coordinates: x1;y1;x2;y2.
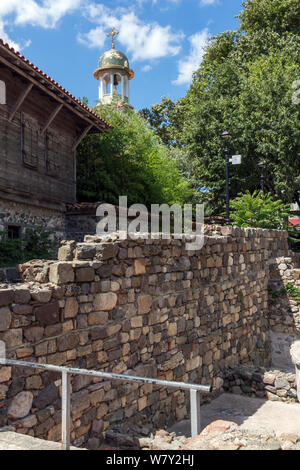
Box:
0;226;294;448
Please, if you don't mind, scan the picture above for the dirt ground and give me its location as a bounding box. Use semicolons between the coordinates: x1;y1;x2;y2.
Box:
169;393;300;438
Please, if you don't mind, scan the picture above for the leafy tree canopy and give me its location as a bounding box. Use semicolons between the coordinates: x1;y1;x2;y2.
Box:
141;0;300;214
77;104;193;208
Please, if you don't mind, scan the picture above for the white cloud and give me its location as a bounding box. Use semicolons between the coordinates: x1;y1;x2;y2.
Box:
0;0;184;62
0;19;21;50
173;29;209;85
0;0;84;50
200;0;220;6
0;0;84;28
141;64;152;72
79;4;184;62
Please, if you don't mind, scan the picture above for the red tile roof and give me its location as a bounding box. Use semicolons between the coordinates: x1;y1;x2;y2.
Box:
0;38;113;133
289;219;300;228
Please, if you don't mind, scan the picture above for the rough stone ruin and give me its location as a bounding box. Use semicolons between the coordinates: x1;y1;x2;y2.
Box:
0;225;299;449
290;341;300;402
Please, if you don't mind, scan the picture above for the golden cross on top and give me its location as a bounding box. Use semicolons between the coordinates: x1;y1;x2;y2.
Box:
106;27;119;49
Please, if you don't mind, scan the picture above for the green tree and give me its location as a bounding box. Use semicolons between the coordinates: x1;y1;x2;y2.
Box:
77;105;193;208
139;97;188;147
239;0;300;34
142;0;300;214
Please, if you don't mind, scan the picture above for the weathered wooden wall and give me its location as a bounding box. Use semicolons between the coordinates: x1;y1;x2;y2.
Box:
0;66;81;209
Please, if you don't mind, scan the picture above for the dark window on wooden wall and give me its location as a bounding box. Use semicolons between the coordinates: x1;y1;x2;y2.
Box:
21;113;38;169
45;132;60;176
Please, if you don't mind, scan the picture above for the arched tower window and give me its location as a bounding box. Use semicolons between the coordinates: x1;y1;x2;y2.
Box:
0;81;6;104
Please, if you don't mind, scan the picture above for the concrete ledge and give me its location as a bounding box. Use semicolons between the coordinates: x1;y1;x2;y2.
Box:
0;431;83;450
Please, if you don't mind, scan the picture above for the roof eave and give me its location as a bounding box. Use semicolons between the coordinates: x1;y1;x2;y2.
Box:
0;39;114;134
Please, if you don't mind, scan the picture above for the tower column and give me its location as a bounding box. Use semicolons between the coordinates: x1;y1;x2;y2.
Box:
121;74;125;101
99;76;104;100
110;72;114;96
126;76;130;104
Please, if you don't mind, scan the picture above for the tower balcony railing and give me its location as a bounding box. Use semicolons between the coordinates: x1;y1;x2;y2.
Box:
101;94;129;105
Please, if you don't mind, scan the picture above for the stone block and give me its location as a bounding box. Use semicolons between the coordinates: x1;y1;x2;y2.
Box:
33;383;59;409
20;414;38;428
0;289;14;307
0;328;22;348
44;323;62;337
95;244;119;260
64;297;78;319
76;267;95;283
168;322;177;336
48;423;61;442
35;302;60;326
71;390;91;414
93;292;117;311
106;324;121;336
49;262;74;284
0;307;11;331
57;332;80;352
25;375;43;390
35;417;55;437
138;295;152;314
17;346;34;358
88;311;109;326
0;366;11;383
31;289;52;303
12;304;33;315
90;390;105;406
131;316;143;328
97;265;112;278
134;259;146;275
14;288;31;304
8;391;33;419
275;377;290;390
75;244;96;260
58;244;75;261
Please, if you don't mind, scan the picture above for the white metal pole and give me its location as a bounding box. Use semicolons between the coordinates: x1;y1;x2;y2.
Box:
61;370;71;450
190;389;201;438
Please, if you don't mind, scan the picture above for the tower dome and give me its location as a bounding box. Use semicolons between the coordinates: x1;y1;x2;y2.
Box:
94;28;134;107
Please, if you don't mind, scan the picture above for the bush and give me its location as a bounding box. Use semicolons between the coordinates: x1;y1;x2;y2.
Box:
230;190;290;229
0;228;55;268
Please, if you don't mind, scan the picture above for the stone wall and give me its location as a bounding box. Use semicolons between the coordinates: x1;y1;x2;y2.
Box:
0;198;66;245
0;226;291;448
268;257;300;335
223;365;297;402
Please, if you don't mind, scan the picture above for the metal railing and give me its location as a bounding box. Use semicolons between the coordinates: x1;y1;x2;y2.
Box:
0;352;211;450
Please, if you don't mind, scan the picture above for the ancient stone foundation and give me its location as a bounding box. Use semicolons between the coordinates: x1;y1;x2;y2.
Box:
0;199;66;245
0;226;298;448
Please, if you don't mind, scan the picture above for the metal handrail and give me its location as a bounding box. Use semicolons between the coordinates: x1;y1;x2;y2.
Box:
0;355;211;450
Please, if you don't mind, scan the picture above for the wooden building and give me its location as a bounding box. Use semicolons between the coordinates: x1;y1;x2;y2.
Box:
0;38;113;240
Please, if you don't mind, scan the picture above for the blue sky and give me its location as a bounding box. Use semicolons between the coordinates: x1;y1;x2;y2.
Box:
0;0;243;111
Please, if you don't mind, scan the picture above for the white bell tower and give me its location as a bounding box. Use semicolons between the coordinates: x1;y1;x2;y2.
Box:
94;28;134;108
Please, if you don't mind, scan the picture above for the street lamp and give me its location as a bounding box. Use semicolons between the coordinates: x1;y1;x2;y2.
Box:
258;161;266;193
220;129;231;225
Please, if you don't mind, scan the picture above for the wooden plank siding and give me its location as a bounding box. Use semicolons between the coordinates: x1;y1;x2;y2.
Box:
0;65;92;210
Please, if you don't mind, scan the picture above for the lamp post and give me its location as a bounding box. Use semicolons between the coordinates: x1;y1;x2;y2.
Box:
258;161;266;193
220;129;231;225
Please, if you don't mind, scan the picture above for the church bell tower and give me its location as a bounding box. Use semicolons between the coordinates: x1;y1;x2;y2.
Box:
93;27;134;108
